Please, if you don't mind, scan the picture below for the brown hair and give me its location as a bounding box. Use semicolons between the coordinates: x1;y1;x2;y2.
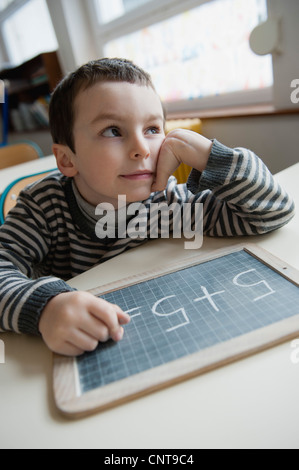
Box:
49;58;156;153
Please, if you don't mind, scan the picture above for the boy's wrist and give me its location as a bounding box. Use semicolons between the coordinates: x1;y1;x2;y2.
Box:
18;280;75;336
187;139;236;194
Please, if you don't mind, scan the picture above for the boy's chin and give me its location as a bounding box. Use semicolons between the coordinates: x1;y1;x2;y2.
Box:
127;188;153;203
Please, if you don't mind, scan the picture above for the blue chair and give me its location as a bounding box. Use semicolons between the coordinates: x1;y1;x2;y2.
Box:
0;170;54;224
0;141;43;170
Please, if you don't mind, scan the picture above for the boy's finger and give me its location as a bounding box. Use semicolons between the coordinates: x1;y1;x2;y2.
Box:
110;326;124;342
90;297;129;341
117;309;131;325
68;328;100;351
151;181;166;192
110;308;130;341
62;343;85;357
152;143;181;192
151;172;169;192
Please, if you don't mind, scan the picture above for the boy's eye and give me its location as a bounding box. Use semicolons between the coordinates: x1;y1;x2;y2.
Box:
146;126;161;135
101;127;121;137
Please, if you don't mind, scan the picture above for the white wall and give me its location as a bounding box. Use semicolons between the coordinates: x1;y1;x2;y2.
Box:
200;113;299;174
270;0;299;109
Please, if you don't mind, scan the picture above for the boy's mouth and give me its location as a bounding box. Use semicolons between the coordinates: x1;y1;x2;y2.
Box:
120;170;154;181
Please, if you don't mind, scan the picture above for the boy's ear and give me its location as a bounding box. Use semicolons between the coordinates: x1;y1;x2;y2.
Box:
52;144;78;177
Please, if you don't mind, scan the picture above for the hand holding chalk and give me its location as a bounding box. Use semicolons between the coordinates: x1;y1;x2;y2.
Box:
39;291;130;356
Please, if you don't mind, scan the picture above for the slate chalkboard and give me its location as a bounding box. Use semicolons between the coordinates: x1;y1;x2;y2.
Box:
53;244;299;417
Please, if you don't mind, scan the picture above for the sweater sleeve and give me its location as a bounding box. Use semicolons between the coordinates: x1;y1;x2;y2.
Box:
186;139;295;236
0;190;75;336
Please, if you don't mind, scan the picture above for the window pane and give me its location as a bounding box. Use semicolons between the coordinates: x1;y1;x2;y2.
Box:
96;0;152;24
3;0;58;66
104;0;273;102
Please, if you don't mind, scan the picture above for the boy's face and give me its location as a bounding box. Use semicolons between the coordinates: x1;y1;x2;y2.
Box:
69;81;165;207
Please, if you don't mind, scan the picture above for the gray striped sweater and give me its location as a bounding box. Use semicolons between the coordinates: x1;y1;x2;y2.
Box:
0;140;295;336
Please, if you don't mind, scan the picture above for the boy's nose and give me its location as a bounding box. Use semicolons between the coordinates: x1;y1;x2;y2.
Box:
129;135;150;161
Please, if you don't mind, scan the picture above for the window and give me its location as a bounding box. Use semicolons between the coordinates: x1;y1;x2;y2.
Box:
96;0;152;24
0;0;58;67
88;0;273;113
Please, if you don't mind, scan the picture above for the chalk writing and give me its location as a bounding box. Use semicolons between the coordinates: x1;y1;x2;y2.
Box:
124;307;142;318
232;269;275;301
152;295;190;332
123;268;276;334
194;286;225;312
76;249;299;396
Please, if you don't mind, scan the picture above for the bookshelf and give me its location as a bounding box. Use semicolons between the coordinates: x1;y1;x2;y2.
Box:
0;51;63;134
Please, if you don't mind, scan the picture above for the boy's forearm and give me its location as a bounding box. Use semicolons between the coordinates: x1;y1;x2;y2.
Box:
0;261;75;335
0;213;74;336
186;139;295;236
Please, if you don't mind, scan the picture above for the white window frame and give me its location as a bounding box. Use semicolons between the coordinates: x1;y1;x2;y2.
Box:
0;0;29;63
85;0;274;114
1;0;297;113
0;0;59;67
0;0;97;76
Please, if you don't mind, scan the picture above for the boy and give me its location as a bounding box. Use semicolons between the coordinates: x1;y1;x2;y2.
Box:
0;58;294;356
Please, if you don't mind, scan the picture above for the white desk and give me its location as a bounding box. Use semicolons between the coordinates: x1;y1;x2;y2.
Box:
0;155;57;194
0;163;298;449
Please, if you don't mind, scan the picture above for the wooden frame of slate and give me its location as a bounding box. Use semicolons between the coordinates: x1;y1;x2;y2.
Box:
53;244;299;418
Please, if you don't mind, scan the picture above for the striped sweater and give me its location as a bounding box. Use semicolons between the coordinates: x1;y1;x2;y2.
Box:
0;140;295;336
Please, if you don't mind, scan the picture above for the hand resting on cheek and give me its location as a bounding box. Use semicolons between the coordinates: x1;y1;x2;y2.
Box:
152;129;212;192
